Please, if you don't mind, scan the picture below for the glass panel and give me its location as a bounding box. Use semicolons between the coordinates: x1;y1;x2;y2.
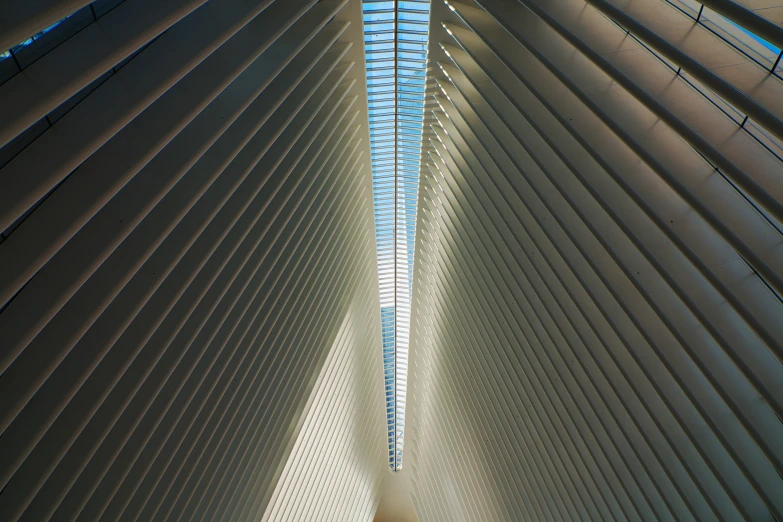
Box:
363;0;430;472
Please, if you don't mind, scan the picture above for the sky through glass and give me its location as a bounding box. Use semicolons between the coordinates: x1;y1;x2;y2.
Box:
362;0;430;472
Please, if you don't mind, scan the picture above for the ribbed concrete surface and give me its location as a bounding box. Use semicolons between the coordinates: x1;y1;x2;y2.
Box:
262;296;388;521
3;0;783;520
0;1;384;520
405;0;783;520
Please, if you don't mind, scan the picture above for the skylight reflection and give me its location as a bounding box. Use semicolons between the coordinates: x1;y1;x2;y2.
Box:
363;0;430;472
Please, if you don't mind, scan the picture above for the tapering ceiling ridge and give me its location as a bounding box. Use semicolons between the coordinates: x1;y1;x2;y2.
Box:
362;0;431;472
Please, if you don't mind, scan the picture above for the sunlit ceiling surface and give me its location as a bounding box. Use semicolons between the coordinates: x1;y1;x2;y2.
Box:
362;0;430;471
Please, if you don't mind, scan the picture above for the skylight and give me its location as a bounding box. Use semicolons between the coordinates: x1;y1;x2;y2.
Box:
0;17;67;62
362;0;430;472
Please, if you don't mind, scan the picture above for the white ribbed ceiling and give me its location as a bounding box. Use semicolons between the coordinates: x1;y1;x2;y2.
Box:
362;0;431;472
0;0;782;520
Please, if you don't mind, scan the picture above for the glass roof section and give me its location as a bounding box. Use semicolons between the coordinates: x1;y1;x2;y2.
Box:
363;0;430;472
0;17;67;62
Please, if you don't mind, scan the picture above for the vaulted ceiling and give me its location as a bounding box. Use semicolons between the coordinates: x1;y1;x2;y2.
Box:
0;0;782;520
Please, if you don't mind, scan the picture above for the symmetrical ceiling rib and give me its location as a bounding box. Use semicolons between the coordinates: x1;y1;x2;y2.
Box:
362;0;430;471
261;294;387;521
0;1;386;521
404;0;783;520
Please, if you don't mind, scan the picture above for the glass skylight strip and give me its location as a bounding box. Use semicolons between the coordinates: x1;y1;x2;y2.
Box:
0;18;63;61
363;0;430;472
